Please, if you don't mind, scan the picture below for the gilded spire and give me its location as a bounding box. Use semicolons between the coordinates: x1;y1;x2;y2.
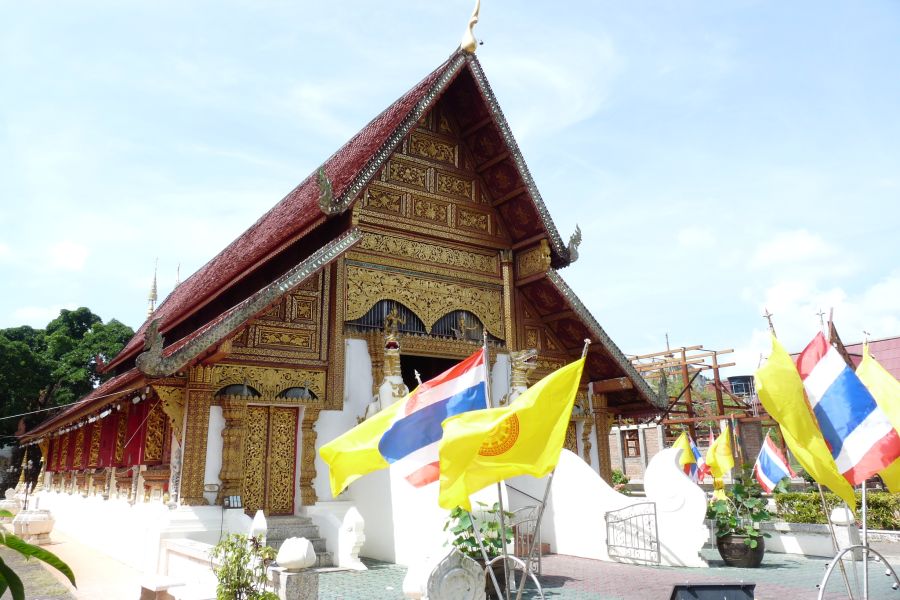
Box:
147;259;158;316
460;0;481;54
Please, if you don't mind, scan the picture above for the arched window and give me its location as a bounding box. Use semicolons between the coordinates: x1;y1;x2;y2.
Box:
277;387;318;401
215;384;261;398
345;300;426;334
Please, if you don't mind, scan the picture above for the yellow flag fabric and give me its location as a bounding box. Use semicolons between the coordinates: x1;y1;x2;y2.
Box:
754;334;856;508
672;431;696;468
705;423;735;479
856;343;900;492
437;358;585;510
319;399;404;497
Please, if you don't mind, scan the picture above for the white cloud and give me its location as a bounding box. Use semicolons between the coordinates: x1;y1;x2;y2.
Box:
676;226;716;249
11;305;73;327
47;241;90;271
749;229;836;269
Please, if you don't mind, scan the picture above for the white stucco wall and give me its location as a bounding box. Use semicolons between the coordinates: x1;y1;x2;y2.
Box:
203;406;225;506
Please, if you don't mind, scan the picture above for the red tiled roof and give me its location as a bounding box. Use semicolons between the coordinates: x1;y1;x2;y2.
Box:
106;53;460;372
844;336;900;380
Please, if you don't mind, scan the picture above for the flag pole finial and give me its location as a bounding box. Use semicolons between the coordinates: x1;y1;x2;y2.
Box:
581;339;591;359
816;308;826;330
762;307;776;337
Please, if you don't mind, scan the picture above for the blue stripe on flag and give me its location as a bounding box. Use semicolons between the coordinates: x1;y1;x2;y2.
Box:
812;366;878;459
758;448;789;483
378;383;487;463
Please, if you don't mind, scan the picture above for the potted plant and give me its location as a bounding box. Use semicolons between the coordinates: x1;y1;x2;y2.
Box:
444;502;514;599
209;533;278;600
707;465;783;568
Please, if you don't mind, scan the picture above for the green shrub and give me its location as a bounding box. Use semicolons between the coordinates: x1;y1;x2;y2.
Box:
209;534;278;600
775;492;900;530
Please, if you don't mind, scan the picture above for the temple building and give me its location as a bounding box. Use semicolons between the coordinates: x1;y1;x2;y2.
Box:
21;45;664;567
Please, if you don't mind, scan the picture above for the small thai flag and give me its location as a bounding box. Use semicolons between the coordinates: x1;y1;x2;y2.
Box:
378;349;488;487
753;433;794;492
798;332;900;486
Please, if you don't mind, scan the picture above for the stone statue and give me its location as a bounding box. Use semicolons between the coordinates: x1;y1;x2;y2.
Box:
500;348;538;405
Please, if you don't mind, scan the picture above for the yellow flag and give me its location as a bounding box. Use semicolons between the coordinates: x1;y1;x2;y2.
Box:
319;399;404;497
857;343;900;492
754;334;856;508
672;431;696;468
706;423;735;479
438;358;585;510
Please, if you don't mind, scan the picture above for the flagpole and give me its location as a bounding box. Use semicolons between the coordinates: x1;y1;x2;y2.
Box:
514;338;591;600
468;508;505;599
862;480;869;600
483;331;511;600
816;483;856;600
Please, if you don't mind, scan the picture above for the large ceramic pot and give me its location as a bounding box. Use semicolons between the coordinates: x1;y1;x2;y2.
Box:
716;534;765;568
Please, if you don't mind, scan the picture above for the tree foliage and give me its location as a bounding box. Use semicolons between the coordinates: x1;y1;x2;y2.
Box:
0;308;134;447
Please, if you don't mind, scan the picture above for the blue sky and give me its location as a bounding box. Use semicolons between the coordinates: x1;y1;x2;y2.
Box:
1;1;898;375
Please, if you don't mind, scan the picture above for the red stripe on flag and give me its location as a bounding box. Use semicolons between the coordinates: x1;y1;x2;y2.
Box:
405;462;440;487
796;332;829;380
842;428;900;486
405;349;485;415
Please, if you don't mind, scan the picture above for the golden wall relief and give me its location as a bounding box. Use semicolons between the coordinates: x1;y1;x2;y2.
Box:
228;272;329;364
88;424;102;468
154;385;186;444
143;401;167;464
515;240;551;281
114;405;129;465
180;384;213;506
412;195;450;225
58;433;69;471
349;232;500;286
209;364;326;404
345;264;504;340
564;422;578;455
409;130;457;166
300;407;320;506
242;405;268;514
72;428;85;469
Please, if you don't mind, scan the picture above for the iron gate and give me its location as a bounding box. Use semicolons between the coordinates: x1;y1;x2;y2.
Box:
604;501;660;565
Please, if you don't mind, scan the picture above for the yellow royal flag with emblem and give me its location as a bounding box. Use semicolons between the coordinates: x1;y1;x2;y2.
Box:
857;343;900;492
755;334;856;508
672;431;696;471
705;424;735;500
437;358;585;510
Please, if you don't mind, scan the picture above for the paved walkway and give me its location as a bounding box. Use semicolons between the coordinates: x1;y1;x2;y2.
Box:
6;530;899;599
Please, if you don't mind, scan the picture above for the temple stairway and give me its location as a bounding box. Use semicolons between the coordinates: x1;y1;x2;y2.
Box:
265;515;333;567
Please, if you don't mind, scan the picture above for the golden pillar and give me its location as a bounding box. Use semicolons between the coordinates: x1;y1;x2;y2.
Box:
500;250;516;351
217;395;248;504
593;392;614;482
299;408;320;505
180;366;214;506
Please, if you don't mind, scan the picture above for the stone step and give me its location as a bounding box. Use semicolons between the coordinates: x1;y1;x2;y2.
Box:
263;516;333;567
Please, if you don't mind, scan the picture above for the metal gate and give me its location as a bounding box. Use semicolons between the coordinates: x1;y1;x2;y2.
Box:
605;502;660;565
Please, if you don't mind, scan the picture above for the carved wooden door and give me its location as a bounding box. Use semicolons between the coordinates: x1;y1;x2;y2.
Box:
242;406;298;515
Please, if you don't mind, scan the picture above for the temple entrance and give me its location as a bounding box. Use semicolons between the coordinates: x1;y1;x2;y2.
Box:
400;355;458;392
242;405;298;515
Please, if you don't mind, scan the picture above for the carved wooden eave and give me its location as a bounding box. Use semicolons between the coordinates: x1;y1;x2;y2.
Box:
543;270;665;411
136;228;362;378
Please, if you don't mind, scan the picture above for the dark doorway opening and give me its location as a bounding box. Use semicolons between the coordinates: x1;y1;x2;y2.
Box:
400;355;458;391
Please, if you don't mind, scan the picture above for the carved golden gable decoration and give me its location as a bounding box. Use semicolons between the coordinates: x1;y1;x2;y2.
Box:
209;364;326;403
345;264;504;339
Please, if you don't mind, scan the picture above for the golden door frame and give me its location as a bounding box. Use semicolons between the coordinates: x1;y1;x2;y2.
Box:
242;404;300;516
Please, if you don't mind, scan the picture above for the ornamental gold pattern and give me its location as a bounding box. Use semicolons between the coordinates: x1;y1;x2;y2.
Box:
388;158;427;189
114;406;128;465
355;232;498;276
564;422;578;455
154;385;186;444
366;186;403;213
88;424;102;468
516;240;551;280
210;364;326;403
268;407;298;514
412;196;449;224
409;131;457;165
457;208;488;232
300;407;320;505
345;264;504;339
58;433;68;471
436;171;473;200
144;401;167;464
242;405;268;513
72;428;85;469
582;418;594;465
180;385;212;505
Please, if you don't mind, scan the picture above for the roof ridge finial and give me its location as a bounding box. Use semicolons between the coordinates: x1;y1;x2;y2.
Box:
175;262;181;287
147;258;158;317
460;0;481;54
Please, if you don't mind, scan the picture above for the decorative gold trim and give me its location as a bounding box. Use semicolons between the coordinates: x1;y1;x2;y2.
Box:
153;385;186;445
345;263;504;339
351;231;499;281
300;407;320;505
500;250;516;351
327;261;346;411
515;240;551;281
208;364;326;404
180;373;213;506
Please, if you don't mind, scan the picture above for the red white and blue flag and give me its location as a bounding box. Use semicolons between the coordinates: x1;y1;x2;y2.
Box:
797;332;900;486
753;432;794;492
378;349;488;487
683;435;708;483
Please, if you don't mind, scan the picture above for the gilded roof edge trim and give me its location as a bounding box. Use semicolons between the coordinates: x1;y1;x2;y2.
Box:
136;228;363;378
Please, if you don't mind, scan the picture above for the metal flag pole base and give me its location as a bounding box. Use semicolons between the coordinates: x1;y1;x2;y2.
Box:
817;483;855;600
816;546;900;600
487;554;544;599
469;509;506;600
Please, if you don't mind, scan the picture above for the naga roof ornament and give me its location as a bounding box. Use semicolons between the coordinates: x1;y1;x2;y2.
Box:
460;0;481;54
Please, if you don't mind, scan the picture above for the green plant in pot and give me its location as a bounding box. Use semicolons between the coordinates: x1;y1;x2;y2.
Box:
209;533;278;600
707;465;785;568
444;502;514;599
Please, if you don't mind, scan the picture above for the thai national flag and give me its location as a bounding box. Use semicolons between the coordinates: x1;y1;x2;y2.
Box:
378;349;488;487
754;433;794;492
797;332;900;486
684;435;707;482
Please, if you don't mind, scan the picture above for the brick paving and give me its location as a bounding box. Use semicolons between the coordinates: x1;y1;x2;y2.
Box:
318;550;900;599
